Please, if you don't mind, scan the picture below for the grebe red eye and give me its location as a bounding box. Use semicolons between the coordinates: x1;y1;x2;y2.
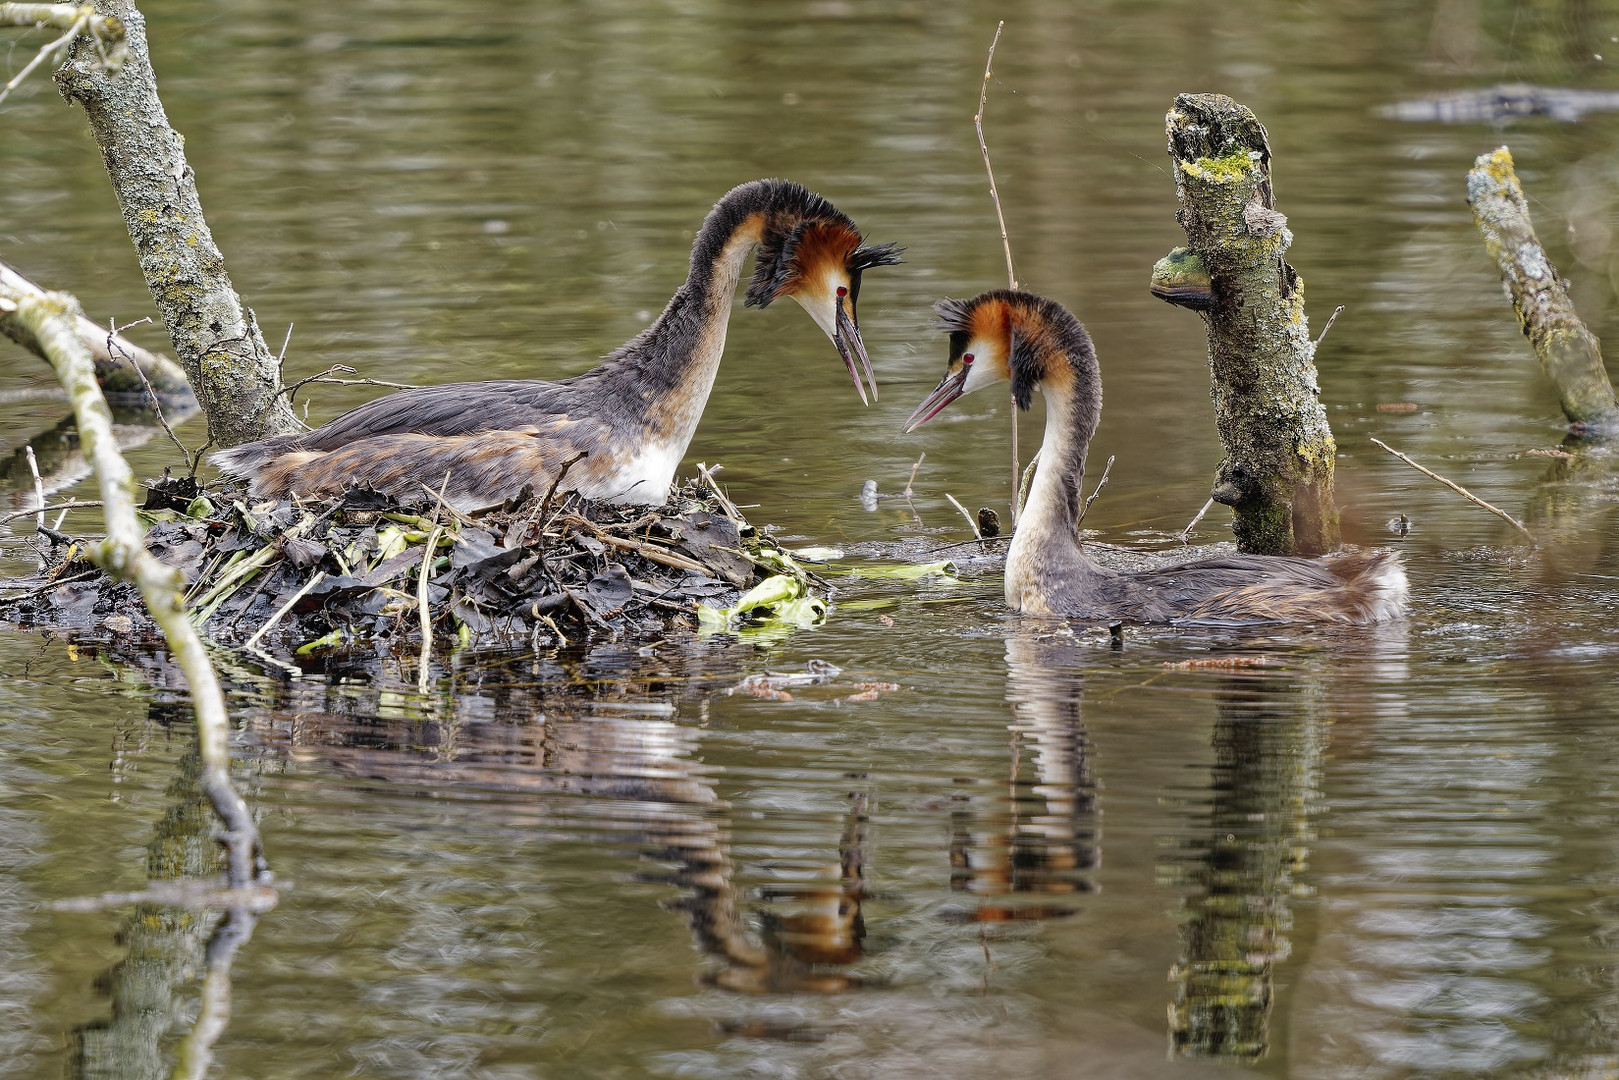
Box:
836;286;848;298
962;353;975;365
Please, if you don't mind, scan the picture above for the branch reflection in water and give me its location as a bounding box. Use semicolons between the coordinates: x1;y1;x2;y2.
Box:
73;702;266;1080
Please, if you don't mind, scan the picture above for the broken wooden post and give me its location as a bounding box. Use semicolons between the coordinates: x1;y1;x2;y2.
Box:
1467;146;1619;433
1157;93;1340;556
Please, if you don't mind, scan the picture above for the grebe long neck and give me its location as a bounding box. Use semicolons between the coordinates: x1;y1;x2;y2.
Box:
588;196;770;445
1004;311;1105;613
1017;376;1097;545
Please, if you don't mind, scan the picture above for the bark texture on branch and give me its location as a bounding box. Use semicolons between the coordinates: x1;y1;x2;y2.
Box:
52;0;298;447
1467;146;1619;432
1;255;192;398
17;287;267;888
1162;93;1340;556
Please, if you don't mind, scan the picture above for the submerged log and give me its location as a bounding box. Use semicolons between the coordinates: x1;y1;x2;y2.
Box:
1161;93;1340;556
52;0;300;447
1467;146;1619;433
1;255;192;399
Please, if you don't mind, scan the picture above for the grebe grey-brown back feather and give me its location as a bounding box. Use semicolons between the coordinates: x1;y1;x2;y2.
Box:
212;179;900;512
904;290;1407;626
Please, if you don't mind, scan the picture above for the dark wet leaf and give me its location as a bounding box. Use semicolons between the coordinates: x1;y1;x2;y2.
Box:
450;595;496;635
152;539;207;576
339;487;393;512
278;536;327;568
141;473;200;512
361;549;424;588
665;512;751;586
587;564;633;607
449;529;503;571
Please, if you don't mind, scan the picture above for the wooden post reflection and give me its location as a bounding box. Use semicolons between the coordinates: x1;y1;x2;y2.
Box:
1167;673;1323;1063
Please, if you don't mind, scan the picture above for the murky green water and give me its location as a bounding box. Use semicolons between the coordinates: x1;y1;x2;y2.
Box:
4;1;1619;1076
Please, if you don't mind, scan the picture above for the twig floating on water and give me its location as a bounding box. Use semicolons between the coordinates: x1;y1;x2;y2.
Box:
1369;436;1535;543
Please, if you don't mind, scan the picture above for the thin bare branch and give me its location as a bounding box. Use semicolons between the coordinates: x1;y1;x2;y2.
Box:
1314;304;1344;348
1369;436;1535;543
944;491;982;540
972;20;1023;527
902;452;924;499
282;363;419;404
1075;454;1114;531
0;3;125;107
1178;497;1215;544
974;20;1017;292
0;498;100;524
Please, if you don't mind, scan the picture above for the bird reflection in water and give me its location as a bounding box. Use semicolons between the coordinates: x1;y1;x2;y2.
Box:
946;634;1100;923
248;645;871;1002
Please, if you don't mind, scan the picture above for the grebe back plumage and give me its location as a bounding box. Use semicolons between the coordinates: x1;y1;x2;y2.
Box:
212;179;900;512
904;290;1407;626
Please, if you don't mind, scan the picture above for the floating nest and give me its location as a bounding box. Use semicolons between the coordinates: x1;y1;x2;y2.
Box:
0;473;830;663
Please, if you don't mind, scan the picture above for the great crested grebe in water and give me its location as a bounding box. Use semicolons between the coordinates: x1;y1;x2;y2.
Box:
904;289;1408;626
213;179;901;512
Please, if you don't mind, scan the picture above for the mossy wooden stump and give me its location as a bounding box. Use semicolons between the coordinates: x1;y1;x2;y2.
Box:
1159;93;1340;556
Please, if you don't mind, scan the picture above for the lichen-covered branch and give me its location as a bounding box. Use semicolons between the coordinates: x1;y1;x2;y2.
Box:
1161;93;1340;556
1467;146;1619;432
50;0;300;447
1;255;192;399
16;288;267;888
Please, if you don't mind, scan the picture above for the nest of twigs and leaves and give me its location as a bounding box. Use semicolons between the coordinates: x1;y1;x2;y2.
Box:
0;473;830;660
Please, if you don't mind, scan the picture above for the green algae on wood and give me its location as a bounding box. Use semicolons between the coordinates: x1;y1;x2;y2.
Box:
1163;93;1340;556
1467;146;1619;432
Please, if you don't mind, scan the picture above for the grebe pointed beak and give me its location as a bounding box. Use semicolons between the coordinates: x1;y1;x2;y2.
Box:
833;297;877;404
903;366;968;433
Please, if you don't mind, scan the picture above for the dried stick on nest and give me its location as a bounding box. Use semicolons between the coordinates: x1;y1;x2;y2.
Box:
15;287;270;890
1468;146;1619;433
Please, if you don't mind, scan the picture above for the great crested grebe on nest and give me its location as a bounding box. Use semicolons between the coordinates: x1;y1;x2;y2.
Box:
904;289;1408;626
213;179;901;513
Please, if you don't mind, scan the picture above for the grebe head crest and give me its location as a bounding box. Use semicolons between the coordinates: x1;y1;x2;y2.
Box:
735;180;902;403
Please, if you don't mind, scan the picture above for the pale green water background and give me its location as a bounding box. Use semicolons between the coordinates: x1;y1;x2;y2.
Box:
3;1;1619;1077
